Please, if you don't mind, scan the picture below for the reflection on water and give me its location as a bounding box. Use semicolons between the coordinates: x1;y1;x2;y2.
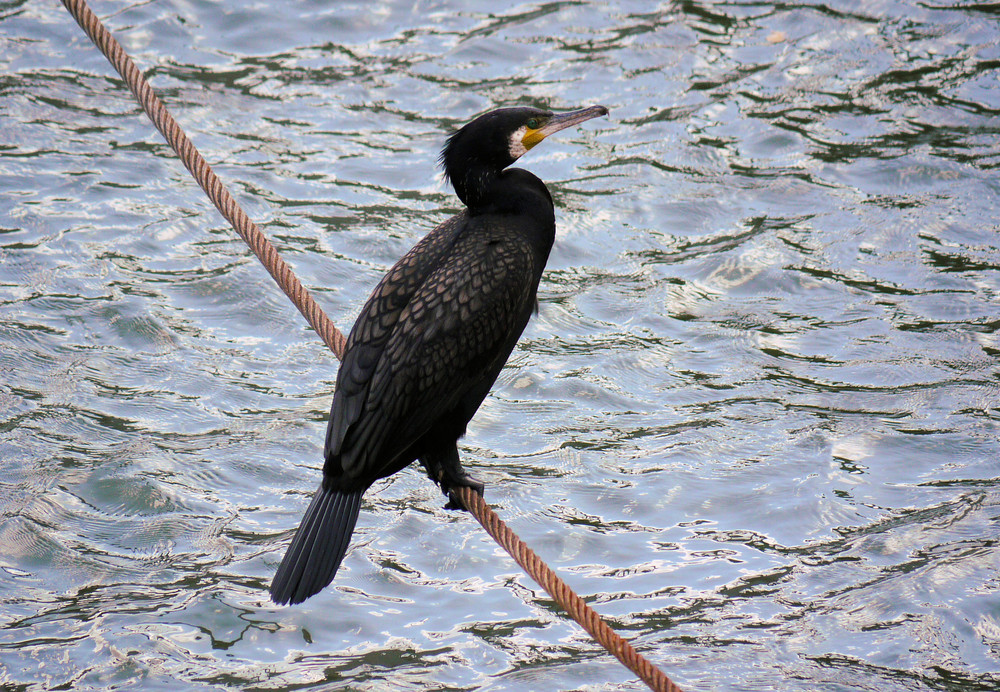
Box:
2;0;999;690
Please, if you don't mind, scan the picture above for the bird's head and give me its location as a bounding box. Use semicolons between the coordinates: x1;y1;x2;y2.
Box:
441;105;608;207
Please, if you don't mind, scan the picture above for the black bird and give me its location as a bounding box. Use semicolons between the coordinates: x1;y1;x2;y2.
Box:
270;105;609;605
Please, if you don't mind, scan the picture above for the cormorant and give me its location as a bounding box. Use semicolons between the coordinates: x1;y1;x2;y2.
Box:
270;105;609;605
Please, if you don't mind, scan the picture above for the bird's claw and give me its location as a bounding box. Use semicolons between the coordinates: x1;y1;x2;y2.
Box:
440;472;485;511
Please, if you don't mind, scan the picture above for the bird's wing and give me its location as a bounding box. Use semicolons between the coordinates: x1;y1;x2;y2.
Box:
323;214;466;460
328;219;540;484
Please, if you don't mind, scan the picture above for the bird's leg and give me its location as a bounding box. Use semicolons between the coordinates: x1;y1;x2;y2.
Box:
419;445;484;510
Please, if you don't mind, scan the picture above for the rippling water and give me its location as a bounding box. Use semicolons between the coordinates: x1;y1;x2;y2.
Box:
3;1;1000;690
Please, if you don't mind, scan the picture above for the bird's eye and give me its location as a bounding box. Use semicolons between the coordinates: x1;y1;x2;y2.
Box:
526;118;539;129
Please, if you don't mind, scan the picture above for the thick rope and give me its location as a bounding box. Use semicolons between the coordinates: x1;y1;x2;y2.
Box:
61;1;681;690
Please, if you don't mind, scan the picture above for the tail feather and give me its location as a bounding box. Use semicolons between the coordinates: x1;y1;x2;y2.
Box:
270;485;364;605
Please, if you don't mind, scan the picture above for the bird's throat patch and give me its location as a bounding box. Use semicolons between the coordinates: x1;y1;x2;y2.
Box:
509;125;530;159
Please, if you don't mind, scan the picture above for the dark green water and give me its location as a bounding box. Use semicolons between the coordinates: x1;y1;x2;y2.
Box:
2;1;999;690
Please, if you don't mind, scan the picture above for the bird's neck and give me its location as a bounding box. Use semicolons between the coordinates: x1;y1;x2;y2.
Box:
453;161;500;210
457;166;553;217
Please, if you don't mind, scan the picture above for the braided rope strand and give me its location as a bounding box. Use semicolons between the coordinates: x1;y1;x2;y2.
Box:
60;1;682;689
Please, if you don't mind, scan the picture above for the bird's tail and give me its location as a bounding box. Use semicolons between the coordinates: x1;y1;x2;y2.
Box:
269;484;364;605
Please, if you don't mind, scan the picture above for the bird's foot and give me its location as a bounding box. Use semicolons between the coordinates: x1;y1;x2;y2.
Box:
420;448;485;510
439;472;485;511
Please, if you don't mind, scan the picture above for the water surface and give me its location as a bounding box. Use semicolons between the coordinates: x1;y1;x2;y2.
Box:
2;1;999;690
